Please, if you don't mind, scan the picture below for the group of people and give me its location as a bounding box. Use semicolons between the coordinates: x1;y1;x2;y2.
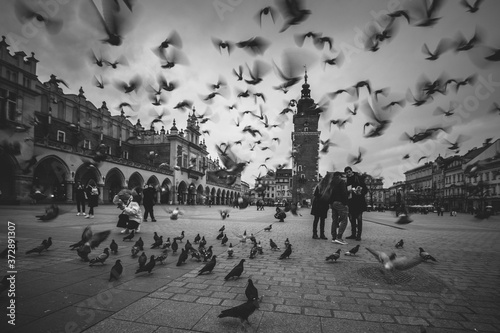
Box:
310;167;368;245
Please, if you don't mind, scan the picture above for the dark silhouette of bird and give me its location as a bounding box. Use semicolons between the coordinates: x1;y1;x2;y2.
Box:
460;0;483;13
395;240;404;249
245;278;258;301
199;236;207;248
89;248;110;266
382;99;406;111
294;31;321;47
279;244;292;259
136;255;156;274
109;260;123;282
315;35;334;50
454;29;483;52
155;252;168;264
270;239;279;251
158;30;182;49
123;230;135;241
249;245;258;259
109;240;118;254
408;0;444;27
150;236;163;249
255;6;277;27
35;204;60;221
227;243;234;258
221;234;228;246
138;252;147;268
347;147;366;165
131;245;139;257
115;75;142;94
171;238;179;253
326;249;342;261
26;240;48;255
153;47;189;69
276;0;311;32
43;237;52;251
422;39;452;60
232;65;243;81
176;249;188;266
387;9;411;23
236;37;270;56
353;80;371;96
217;297;262;328
193;234;201;244
345;245;360;256
211;37;234;55
419;247;437;262
225;259;245;280
198;255;217;275
174;231;185;243
70;226;111;261
264;224;272;232
135;237;144;251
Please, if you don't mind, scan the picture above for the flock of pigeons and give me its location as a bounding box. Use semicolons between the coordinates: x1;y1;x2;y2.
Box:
1;206;439;328
10;0;499;185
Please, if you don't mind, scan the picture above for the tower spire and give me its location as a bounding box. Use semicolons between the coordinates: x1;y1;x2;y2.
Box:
300;66;310;99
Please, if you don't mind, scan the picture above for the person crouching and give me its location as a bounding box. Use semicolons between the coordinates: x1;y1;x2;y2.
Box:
113;189;142;234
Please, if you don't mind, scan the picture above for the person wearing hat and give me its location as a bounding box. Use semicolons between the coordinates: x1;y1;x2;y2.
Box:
344;166;368;241
113;189;142;234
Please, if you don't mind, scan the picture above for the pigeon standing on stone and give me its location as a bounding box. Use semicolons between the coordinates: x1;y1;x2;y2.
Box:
279;243;292;259
345;245;360;256
245;278;258;301
138;252;147;268
25;240;48;255
110;240;118;254
218;297;262;328
270;239;279;251
419;247;437;262
89;248;110;266
326;249;342;261
395;239;404;249
135;255;156;274
176;248;188;266
171;239;178;253
198;255;217;275
109;259;123;281
224;259;245;280
227;243;234;258
221;234;228;246
264;224;272;231
123;230;135;241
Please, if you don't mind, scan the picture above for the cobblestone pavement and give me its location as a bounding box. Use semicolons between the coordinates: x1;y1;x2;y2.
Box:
1;204;499;333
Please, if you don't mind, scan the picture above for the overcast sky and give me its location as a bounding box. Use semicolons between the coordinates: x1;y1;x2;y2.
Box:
2;0;500;187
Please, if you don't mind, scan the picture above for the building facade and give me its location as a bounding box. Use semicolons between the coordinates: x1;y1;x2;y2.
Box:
0;36;242;205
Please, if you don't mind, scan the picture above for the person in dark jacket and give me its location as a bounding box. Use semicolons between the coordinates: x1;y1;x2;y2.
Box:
330;171;349;245
344;166;368;241
310;172;334;240
142;184;157;222
86;179;100;219
75;181;87;216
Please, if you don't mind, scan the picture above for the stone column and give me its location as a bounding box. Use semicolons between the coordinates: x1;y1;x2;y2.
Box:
66;181;74;203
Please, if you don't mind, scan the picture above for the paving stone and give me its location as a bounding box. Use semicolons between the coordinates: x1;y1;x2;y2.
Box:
135;299;210;329
333;311;363;320
82;318;158;333
257;312;321;333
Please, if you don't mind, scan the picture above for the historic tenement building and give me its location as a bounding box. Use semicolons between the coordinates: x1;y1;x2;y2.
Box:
291;71;320;204
0;36;242;205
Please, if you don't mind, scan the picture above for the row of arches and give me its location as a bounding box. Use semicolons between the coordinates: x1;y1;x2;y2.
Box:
1;153;240;205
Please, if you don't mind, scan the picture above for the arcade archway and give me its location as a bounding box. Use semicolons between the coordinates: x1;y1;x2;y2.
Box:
160;178;172;204
104;168;125;203
0;153;18;203
34;156;71;202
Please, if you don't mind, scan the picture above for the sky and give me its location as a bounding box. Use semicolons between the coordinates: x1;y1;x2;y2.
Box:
2;0;500;188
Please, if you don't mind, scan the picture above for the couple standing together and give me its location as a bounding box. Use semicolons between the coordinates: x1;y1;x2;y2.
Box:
310;167;367;245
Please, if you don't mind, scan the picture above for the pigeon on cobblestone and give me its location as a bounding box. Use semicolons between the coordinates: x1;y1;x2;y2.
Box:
221;234;228;246
199;236;207;248
135;237;144;251
270;239;279;250
219;225;225;232
395;239;404;249
155;252;168;264
151;236;163;249
216;231;224;240
176;248;188;266
345;245;360;256
419;247;437;262
36;204;60;221
264;224;272;231
26;240;48;255
245;278;258;301
109;259;123;281
174;231;185;243
249;245;258;259
279;243;292;259
171;239;179;253
284;238;290;247
326;249;342;261
162;237;171;250
194;234;201;244
44;237;52;251
225;259;245;280
136;255;156;274
198;255;217;275
131;245;140;257
138;252;147;268
218;297;262;327
227;243;234;258
89;248;110;266
110;240;118;254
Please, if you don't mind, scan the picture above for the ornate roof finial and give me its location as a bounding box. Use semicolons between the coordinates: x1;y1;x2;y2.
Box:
300;65;311;99
304;65;308;84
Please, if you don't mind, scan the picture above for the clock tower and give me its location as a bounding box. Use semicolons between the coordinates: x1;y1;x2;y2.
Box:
291;70;321;204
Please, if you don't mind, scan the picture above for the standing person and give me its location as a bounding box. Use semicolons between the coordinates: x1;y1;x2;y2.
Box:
75;181;87;216
114;189;142;234
344;166;368;241
330;171;349;245
310;172;334;240
143;184;157;222
86;180;100;219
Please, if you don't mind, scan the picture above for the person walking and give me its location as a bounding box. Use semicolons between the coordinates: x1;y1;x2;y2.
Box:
75;181;87;216
330;171;349;245
143;184;157;222
85;180;100;219
344;166;368;241
310;172;334;240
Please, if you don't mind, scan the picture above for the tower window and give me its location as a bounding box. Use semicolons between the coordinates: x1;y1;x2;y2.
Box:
57;130;66;142
303;127;308;132
298;165;303;172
